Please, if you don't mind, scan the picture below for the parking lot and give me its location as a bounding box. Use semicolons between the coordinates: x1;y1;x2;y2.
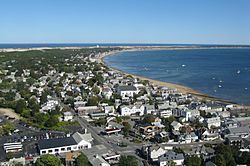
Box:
0;116;84;160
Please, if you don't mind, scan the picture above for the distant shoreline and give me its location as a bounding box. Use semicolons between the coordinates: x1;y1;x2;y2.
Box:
1;45;250;52
99;48;250;108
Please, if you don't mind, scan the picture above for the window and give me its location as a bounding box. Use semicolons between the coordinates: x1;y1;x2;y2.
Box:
61;148;65;151
42;151;46;154
48;150;53;153
55;149;59;152
67;147;71;151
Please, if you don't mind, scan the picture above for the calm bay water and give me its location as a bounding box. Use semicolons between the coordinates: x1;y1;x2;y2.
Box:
104;49;250;105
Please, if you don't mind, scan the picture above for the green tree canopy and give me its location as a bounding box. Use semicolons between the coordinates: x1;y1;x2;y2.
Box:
15;99;27;114
35;154;61;166
185;155;202;166
214;154;226;166
45;115;59;128
214;144;236;166
122;121;131;137
119;155;138;166
142;114;156;124
87;96;99;106
76;152;88;166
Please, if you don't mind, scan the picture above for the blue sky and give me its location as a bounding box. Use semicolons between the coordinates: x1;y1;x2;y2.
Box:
0;0;250;44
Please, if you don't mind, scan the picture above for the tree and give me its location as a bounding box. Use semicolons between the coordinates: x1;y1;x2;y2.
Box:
2;121;15;135
119;155;138;166
20;109;31;118
45;115;59;127
199;110;206;117
122;122;131;137
76;152;88;166
28;97;39;112
15;99;27;114
94;118;107;126
213;154;226;166
13;162;23;166
173;147;184;154
65;97;74;107
236;152;250;164
162;116;175;132
6;152;14;160
87;96;99;106
35;154;61;166
142;114;156;124
92;86;100;95
214;144;235;166
185;155;202;166
179;126;187;134
40;92;48;104
115;117;122;124
168;161;176;166
34;112;49;126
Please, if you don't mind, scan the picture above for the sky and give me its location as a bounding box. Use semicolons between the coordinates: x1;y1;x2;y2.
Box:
0;0;250;44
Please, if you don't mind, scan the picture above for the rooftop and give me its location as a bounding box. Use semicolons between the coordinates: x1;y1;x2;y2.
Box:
38;137;77;150
118;85;137;91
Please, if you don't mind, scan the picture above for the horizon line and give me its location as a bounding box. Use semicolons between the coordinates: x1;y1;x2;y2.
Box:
0;42;250;46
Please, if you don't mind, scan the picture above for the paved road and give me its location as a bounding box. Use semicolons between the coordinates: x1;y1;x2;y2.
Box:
76;116;114;149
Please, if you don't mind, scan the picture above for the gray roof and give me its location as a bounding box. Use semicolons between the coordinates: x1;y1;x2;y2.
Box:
171;121;181;127
145;105;155;110
226;136;242;141
72;132;93;143
88;155;110;166
205;161;217;166
118;85;137;91
228;126;250;134
159;151;184;162
38;137;77;150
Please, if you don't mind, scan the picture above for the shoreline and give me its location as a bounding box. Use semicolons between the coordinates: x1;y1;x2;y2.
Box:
99;49;250;108
1;45;250;52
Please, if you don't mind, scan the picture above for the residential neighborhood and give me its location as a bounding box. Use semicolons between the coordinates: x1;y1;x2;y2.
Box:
0;47;250;166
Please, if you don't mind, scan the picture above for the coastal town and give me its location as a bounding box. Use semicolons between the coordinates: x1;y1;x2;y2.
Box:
0;47;250;166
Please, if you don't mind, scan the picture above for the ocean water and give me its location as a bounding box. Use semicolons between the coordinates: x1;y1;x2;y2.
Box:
104;48;250;105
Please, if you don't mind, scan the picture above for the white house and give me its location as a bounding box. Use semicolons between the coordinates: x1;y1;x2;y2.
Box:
62;111;73;122
204;117;221;129
218;111;231;118
104;106;115;115
202;130;220;141
145;105;156;114
38;132;93;155
159;109;172;118
150;147;166;161
120;105;145;116
171;121;183;131
117;85;138;98
181;109;200;122
40;99;59;113
102;87;113;99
